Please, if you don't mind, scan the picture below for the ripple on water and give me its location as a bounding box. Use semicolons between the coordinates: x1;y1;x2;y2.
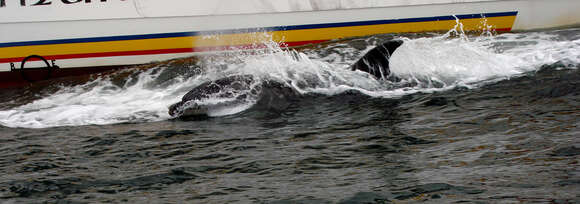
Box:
1;29;580;203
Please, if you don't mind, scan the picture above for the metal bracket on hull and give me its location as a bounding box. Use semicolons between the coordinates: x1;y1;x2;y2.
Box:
11;55;60;82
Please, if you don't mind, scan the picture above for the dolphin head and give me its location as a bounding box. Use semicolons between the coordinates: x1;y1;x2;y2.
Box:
168;75;259;118
168;101;183;116
168;100;209;118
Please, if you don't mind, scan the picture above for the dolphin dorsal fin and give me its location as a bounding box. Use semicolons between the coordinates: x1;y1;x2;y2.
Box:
351;40;403;80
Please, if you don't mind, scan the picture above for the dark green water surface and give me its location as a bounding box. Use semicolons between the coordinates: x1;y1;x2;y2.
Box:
1;28;579;203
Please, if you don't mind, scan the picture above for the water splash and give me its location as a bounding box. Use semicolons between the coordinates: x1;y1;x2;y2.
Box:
389;24;579;90
1;26;579;128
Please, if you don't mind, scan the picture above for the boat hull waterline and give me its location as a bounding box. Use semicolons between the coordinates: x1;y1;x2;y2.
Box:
1;0;579;88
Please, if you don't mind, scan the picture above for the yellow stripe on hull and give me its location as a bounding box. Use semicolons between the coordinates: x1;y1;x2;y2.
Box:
274;16;516;42
0;16;516;59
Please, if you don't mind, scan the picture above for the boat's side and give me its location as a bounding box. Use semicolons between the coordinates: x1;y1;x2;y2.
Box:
0;1;522;71
0;0;579;88
0;11;517;69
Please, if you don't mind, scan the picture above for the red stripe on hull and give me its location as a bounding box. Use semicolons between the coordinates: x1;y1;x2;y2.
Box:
0;40;328;89
494;27;512;32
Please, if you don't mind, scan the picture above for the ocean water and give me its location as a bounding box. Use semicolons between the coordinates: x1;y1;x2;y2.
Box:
0;26;579;203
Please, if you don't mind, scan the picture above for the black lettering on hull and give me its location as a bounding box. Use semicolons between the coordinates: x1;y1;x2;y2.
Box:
62;0;81;4
3;0;113;7
33;0;52;6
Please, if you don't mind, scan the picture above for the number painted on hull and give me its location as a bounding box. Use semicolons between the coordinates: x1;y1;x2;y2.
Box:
33;0;51;6
2;0;111;7
61;0;81;4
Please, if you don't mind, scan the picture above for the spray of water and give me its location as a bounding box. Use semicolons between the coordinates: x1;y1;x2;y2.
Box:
1;24;578;128
390;23;580;90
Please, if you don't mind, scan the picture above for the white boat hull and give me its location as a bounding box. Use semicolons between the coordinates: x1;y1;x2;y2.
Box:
0;0;579;87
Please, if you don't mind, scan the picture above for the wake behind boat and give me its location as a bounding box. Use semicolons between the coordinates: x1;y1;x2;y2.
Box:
1;0;579;88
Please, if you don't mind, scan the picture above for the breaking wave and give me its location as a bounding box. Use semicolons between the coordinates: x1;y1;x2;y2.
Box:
1;26;579;128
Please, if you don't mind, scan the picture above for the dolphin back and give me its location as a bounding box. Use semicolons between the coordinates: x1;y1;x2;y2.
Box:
181;75;255;101
169;75;256;117
168;75;299;118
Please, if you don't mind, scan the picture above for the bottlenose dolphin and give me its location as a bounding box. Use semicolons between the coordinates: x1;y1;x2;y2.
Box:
169;40;403;118
169;75;298;118
168;75;254;117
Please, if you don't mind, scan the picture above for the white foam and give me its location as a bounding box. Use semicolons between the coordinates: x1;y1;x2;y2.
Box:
390;37;525;88
1;27;579;128
0;68;201;128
